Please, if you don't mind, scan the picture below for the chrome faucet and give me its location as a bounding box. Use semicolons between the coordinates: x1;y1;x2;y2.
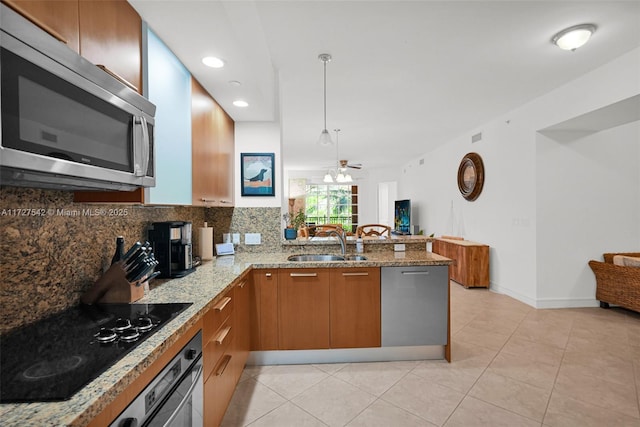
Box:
328;228;346;255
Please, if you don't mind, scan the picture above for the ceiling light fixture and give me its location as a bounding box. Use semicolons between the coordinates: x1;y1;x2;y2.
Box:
317;53;333;146
323;129;352;183
552;24;596;51
202;56;224;68
233;100;249;107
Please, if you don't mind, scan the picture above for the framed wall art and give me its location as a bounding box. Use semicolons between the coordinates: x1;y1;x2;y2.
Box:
241;152;275;196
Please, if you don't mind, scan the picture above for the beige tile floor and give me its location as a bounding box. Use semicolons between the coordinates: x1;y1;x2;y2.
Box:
220;284;640;426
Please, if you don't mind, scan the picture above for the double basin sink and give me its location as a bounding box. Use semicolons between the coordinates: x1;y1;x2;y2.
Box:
287;254;368;262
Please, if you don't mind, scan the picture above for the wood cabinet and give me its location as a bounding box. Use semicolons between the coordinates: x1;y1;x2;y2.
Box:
232;276;250;382
432;238;490;288
278;269;330;350
191;77;235;207
251;269;279;351
2;0;80;52
330;267;381;348
78;0;142;93
203;289;236;427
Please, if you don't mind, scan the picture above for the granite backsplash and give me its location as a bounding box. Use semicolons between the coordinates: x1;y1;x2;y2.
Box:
0;187;282;332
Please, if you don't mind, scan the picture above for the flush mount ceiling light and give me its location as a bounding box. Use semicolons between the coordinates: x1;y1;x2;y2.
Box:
202;56;224;68
233;100;249;107
552;24;596;51
317;53;333;146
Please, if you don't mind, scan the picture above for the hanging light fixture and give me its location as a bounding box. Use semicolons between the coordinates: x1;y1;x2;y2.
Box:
552;24;596;51
323;129;352;183
317;53;333;146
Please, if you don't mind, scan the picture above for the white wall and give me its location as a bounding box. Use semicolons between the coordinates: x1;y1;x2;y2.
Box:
399;47;640;308
234;122;283;208
536;121;640;308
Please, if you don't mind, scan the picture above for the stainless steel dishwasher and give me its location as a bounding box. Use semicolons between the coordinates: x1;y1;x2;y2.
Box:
381;266;448;346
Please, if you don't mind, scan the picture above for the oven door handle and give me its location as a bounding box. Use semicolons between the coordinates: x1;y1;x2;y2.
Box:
162;361;203;427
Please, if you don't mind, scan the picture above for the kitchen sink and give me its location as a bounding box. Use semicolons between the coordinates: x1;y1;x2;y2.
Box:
287;254;345;262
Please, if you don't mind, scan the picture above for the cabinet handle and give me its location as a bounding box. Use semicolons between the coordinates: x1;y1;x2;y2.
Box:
220;200;233;204
214;296;231;311
238;280;246;288
290;272;318;277
5;3;68;44
214;355;232;376
342;272;369;276
215;326;231;345
401;271;430;275
200;198;216;203
96;65;139;92
265;273;272;277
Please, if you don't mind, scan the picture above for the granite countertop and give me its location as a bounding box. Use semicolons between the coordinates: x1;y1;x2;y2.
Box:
0;250;451;426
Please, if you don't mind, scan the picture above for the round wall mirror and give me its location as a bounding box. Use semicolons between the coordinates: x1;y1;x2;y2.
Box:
457;152;484;201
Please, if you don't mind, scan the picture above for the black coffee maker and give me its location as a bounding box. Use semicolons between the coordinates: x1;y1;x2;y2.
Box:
148;221;194;278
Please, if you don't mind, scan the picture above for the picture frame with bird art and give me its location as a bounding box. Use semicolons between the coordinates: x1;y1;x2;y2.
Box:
241;152;275;196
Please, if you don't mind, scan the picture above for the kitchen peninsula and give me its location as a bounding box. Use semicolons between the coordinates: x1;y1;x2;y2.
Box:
0;250;452;426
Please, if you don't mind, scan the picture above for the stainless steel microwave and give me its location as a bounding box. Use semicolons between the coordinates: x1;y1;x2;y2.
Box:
0;4;156;191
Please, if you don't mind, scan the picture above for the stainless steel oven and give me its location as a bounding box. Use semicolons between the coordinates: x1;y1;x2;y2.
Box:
110;331;203;427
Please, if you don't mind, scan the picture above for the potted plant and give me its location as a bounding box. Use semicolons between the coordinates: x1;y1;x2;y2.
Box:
283;209;306;240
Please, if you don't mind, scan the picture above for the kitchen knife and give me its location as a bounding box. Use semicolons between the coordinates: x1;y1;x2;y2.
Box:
131;261;158;282
121;242;142;264
124;248;148;272
126;259;151;282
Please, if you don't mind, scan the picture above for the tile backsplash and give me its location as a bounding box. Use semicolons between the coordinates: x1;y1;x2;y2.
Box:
0;187;281;332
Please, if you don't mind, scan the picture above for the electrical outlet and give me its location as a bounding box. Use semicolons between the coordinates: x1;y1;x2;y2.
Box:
245;233;261;245
232;233;240;244
394;243;406;252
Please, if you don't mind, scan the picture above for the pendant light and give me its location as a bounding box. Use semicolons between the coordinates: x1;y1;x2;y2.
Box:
323;129;352;183
317;54;333;146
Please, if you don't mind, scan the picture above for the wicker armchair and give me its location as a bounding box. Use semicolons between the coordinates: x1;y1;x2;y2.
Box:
588;252;640;311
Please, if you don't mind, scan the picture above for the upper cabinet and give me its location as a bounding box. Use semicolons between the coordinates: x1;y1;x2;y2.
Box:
78;0;142;93
2;0;80;52
3;0;141;93
191;78;235;207
144;27;192;205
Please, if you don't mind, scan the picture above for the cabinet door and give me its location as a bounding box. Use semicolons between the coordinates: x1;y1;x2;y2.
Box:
252;269;279;350
78;0;142;93
3;0;80;52
232;276;251;382
278;269;330;350
330;267;381;349
191;78;235;207
145;27;192;205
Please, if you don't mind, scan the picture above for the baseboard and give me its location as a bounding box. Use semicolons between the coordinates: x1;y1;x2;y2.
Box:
489;282;600;309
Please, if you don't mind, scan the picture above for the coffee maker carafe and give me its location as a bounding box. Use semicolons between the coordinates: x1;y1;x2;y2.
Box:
148;221;194;278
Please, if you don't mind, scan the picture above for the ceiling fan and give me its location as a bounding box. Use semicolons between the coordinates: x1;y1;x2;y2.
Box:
323;130;363;182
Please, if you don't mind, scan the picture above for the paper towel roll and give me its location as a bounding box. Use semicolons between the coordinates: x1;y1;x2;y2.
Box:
198;223;214;260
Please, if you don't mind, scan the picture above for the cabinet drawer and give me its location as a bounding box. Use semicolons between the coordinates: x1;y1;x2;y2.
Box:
204;351;236;427
203;293;234;343
203;318;235;380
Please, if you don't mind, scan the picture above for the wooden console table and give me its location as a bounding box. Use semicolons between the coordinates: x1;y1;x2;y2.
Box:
432;238;490;288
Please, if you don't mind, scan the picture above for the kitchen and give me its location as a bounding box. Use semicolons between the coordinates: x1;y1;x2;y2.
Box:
1;0;639;426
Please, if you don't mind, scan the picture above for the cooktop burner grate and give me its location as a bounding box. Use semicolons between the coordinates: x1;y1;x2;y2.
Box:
0;302;191;403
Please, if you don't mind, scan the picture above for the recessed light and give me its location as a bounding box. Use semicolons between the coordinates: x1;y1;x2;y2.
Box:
552;24;596;51
202;56;224;68
233;100;249;107
228;80;242;87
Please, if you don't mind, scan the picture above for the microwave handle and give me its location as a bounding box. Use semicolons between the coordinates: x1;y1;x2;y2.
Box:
133;116;150;177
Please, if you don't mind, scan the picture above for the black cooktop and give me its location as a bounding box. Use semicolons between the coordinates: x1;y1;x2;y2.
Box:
0;302;191;403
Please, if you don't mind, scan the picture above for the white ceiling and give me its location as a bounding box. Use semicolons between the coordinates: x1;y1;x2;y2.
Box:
128;0;640;172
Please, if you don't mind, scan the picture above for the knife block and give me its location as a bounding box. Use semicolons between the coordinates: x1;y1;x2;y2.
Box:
81;262;145;304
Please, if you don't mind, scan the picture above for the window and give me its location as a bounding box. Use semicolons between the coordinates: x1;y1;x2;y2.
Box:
305;184;358;233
